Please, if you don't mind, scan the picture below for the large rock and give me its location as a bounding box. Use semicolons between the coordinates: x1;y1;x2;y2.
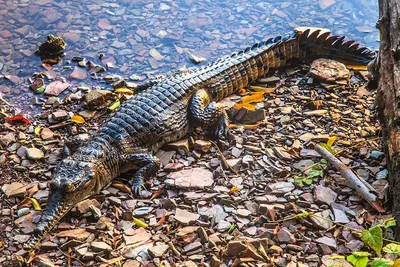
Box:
309;58;350;84
166;168;214;189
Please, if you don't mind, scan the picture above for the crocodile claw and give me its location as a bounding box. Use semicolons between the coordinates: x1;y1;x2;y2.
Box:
131;176;142;197
209;116;229;141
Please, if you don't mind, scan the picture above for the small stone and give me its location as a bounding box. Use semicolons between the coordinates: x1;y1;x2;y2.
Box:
51;110;69;122
69;66;87;80
268;182;295;194
273;146;291;160
84;89;115;110
242;155;254;165
40;128;54;140
216;220;231;232
133;207;153;217
269;245;283;254
76;199;100;214
277;228;296;243
210;255;222;267
166;168;213;189
174;208;199;225
26;148;44;160
314;185;337;205
310;210;334;230
184;241;202;253
315;236;337;248
1;132;16;146
44;80;71;96
235;209;252;217
89;205;102;219
2;182;26;198
17;208;30;217
109;196;122;206
231;147;242;157
194;140;211;153
90;241;112;253
304;110;328;116
34;256;55;267
148;244;169;257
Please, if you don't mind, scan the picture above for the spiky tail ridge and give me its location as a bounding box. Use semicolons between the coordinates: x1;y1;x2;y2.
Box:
203;27;376;101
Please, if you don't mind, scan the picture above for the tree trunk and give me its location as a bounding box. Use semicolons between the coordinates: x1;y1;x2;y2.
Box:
375;0;400;238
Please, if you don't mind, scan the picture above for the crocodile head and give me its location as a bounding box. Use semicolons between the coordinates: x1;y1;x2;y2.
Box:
24;159;97;250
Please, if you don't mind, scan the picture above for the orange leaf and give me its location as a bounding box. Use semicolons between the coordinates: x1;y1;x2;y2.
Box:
111;181;132;194
345;64;368;71
233;103;256;111
241;92;264;104
155;211;168;227
228;186;240;194
71;115;85;124
229;122;261;130
237;88;247;95
150;188;164;200
273;225;280;235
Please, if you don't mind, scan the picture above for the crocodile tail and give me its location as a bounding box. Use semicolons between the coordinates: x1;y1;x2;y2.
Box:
294;27;376;65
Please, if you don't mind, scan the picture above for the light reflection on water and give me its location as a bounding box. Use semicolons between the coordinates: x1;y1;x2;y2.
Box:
0;0;378;111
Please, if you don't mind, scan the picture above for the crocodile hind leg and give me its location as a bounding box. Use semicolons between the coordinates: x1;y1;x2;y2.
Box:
121;153;161;196
189;89;230;140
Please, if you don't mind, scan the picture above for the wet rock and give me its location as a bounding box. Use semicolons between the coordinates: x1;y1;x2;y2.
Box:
314;185;337;205
84;89;115;110
166;168;213;189
69;66;87;80
36;34;65;56
148;244;169;257
44;80;71;96
31;77;45;93
26;148;44;160
309;58;350;84
174;208;199;225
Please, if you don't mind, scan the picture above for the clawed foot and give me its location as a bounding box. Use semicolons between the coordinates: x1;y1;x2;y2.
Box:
131;176;143;197
208;116;229;141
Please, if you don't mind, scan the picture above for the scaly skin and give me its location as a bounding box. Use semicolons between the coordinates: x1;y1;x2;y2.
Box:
24;28;376;250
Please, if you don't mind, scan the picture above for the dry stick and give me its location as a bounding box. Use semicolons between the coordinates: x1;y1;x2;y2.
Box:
314;144;385;213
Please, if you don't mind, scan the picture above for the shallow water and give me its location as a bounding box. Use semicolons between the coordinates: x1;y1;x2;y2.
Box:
0;0;378;114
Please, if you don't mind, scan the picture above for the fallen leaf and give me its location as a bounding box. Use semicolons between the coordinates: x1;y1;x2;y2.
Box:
6;115;31;124
133;217;148;228
114;88;134;95
71;115;85;124
108;100;121;111
229;122;261;130
150;188;164;200
345;64;368;71
228;186;240;194
34;126;42;136
28;198;42;211
155;211;167;227
241;92;264;104
250;86;276;94
233;103;256;111
111;181;131;194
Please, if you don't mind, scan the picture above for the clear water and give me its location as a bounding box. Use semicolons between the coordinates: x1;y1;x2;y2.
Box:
0;0;378;113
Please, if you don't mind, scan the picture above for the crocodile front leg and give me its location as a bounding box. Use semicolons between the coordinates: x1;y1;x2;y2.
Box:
189;89;230;140
121;153;161;196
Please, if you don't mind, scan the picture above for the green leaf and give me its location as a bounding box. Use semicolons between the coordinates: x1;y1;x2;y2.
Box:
320;159;328;165
320;143;337;155
35;85;45;94
383;217;397;228
327;255;345;260
307;169;324;179
371;258;394;267
228;223;236;233
294;175;313;187
346;252;370;267
383;243;400;255
361;226;383;254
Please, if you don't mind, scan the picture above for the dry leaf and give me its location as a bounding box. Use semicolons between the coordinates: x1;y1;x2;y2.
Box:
155;211;167;227
133;217;148;228
233;103;256;111
71;115;85;124
228;185;240;194
241;92;264;104
229;122;261;130
150;188;164;200
28;198;42;211
108;100;121;111
111;181;131;194
114;88;134;95
345;64;368;71
250;85;276;94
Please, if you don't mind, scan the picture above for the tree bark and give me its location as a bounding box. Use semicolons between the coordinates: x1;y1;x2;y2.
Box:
375;0;400;238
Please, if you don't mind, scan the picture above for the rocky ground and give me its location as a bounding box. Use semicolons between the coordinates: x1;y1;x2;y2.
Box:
0;54;391;267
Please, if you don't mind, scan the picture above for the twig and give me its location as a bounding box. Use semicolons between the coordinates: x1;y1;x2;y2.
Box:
168;241;182;258
57;248;87;266
314;144;384;213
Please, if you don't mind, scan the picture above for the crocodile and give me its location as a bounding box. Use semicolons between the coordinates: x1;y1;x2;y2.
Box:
24;27;375;250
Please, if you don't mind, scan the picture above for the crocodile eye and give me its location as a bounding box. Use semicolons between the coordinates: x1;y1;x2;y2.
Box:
65;183;74;192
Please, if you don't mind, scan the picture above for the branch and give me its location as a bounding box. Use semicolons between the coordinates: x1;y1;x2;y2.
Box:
314;144;384;213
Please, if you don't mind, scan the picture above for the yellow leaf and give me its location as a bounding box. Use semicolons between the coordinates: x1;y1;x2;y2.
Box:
327;136;337;147
114;88;134;95
133;216;148;228
71;115;85;124
241;92;264;104
233;103;256;111
393;259;400;267
34;126;42;136
250;86;276;94
28;197;42;211
228;186;240;194
108;100;121;111
345;64;368;71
